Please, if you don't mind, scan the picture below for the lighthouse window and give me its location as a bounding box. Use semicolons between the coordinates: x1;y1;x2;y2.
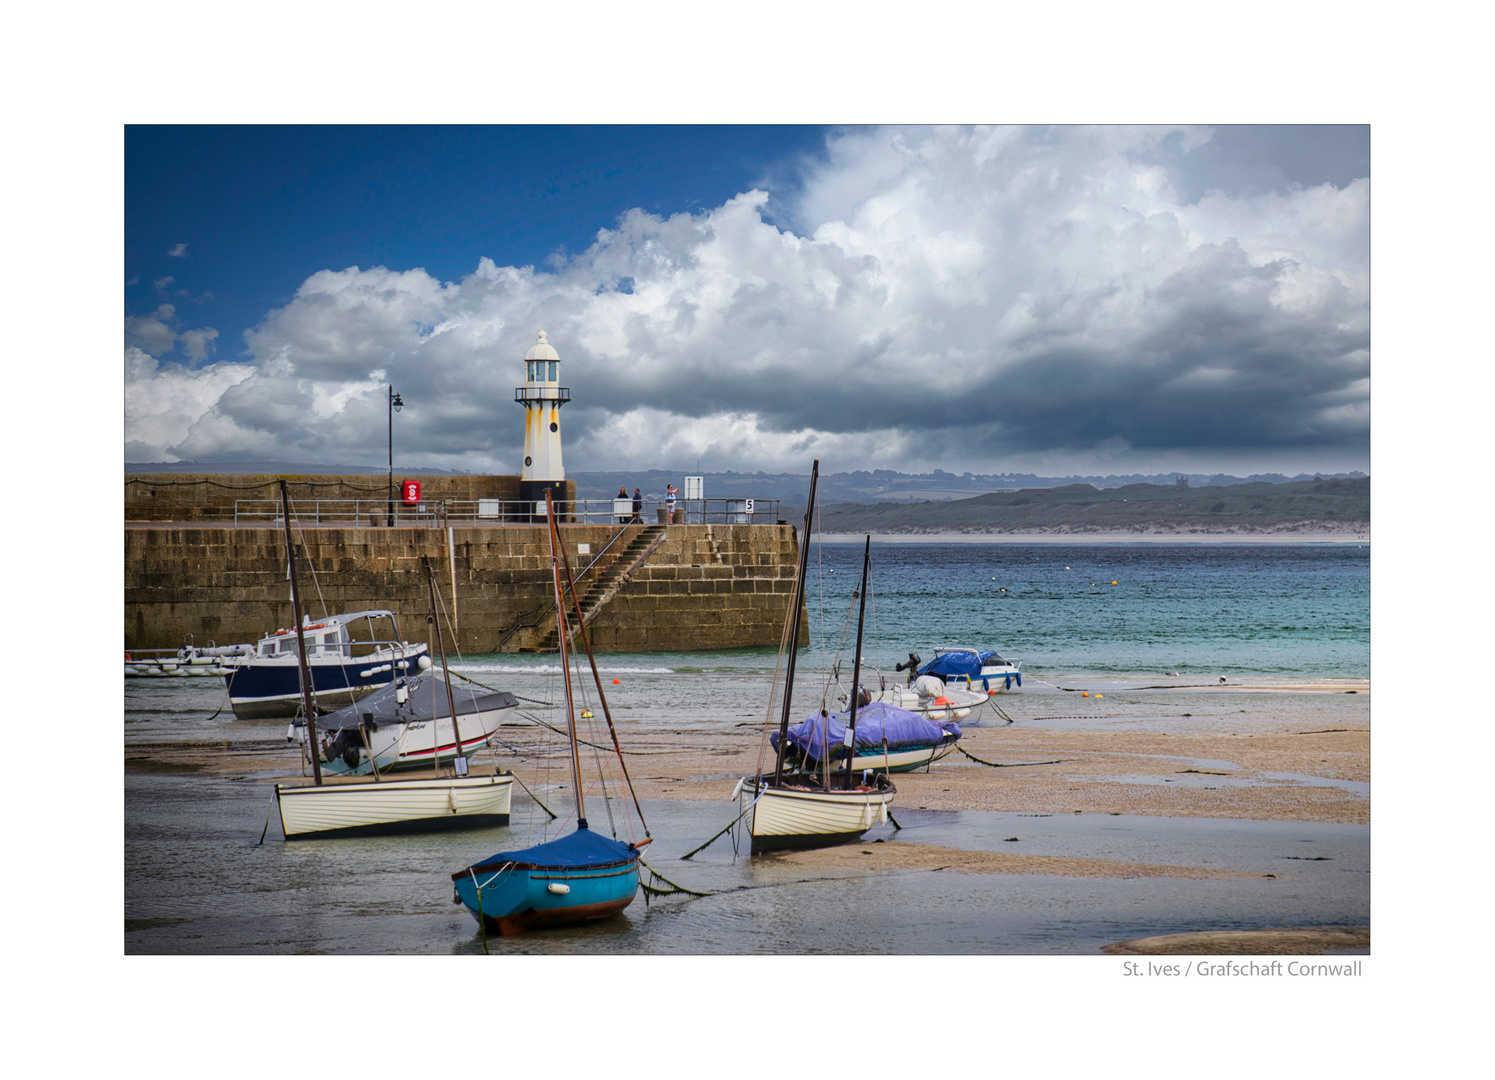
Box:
548;361;558;381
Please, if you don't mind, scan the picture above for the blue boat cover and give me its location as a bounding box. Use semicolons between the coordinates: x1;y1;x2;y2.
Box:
772;701;961;761
919;650;1002;680
464;826;639;871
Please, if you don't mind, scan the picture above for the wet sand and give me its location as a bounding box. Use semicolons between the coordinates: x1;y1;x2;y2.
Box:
160;678;1369;829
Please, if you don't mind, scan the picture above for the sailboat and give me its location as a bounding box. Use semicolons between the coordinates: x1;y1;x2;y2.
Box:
451;491;651;935
773;701;962;774
738;462;895;854
268;481;515;840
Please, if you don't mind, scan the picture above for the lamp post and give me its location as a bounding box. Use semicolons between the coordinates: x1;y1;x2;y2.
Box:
387;385;403;526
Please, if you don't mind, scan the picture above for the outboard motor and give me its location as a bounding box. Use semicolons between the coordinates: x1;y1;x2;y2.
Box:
894;653;922;685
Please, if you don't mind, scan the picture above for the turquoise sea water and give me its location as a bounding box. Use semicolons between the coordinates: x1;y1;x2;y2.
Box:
452;541;1371;682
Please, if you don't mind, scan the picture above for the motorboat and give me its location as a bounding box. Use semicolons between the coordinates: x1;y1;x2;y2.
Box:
900;646;1023;694
222;610;428;719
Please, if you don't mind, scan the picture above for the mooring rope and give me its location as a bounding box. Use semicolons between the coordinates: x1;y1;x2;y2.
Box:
639;860;710;901
681;785;769;860
507;772;558;819
956;745;1064;769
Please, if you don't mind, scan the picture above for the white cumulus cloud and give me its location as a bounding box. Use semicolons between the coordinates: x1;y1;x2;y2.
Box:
124;125;1370;476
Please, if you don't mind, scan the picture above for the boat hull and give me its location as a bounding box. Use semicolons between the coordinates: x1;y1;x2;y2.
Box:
859;683;988;720
796;737;960;774
276;773;514;839
745;779;896;854
452;839;642;935
309;703;516;775
225;645;429;719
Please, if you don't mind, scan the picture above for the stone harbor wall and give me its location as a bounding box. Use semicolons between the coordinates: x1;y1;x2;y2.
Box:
124;522;805;655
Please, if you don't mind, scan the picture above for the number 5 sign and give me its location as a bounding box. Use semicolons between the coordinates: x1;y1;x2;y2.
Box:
402;480;422;505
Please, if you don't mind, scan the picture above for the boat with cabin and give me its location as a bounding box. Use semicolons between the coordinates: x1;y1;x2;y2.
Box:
223;610;428;719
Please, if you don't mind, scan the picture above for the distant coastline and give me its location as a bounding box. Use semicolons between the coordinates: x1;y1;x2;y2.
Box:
816;530;1368;544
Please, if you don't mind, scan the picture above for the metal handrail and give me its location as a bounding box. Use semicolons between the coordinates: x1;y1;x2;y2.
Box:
231;496;780;527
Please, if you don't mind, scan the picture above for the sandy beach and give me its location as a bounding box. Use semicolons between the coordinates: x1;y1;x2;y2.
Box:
148;677;1369;829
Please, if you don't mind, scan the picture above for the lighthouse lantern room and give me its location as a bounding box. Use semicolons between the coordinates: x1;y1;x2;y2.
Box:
514;330;571;514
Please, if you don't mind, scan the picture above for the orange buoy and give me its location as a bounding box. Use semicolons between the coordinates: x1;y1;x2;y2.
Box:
1081;692;1089;697
612;678;620;684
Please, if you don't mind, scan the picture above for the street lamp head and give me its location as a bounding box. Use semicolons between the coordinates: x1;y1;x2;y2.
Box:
392;392;404;412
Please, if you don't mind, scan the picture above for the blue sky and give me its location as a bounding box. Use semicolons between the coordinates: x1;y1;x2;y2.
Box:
125;124;1371;478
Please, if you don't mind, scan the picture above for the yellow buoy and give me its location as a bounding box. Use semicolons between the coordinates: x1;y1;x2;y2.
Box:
1095;693;1103;699
1111;580;1118;585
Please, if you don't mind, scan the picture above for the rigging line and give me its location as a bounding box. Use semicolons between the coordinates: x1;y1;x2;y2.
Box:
284;497;331;621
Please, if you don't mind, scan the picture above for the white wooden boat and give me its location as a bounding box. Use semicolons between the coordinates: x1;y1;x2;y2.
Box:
277;773;514;839
741;466;896;855
739;775;894;853
267;483;518;841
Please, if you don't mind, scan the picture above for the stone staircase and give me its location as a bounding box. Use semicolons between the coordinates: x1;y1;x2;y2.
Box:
527;524;669;652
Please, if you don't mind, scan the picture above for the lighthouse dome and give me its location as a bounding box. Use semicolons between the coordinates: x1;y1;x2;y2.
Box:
525;330;560;361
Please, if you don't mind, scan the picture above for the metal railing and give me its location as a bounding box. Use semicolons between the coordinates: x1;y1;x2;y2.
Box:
232;497;782;527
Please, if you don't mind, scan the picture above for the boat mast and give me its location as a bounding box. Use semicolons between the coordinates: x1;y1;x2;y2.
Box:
844;535;871;789
555;528;649;838
545;492;588;828
422;556;465;776
278;480;322;786
773;459;819;787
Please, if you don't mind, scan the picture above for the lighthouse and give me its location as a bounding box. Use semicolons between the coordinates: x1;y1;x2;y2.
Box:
514;330;570;513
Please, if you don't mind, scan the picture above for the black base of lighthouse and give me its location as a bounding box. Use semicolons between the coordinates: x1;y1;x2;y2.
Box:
518;479;568;522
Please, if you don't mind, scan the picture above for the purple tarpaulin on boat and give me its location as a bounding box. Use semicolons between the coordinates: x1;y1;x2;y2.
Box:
772;701;961;760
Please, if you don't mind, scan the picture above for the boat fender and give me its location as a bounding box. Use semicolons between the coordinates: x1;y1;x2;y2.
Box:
417;655;432;670
731;778;745;801
879;801;887;826
125;652;132;662
1015;672;1021;687
286;724;296;742
547;882;571;895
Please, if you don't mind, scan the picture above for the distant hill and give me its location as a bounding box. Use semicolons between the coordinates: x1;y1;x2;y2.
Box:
809;477;1370;535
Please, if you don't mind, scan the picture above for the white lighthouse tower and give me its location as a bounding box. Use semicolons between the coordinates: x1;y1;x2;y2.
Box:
514;330;570;513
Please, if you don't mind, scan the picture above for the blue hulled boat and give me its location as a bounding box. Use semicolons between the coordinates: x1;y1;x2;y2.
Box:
452;827;647;935
452;490;653;936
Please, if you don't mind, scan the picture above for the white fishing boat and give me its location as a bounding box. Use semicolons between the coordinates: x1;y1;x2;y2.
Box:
223;610;428;719
739;466;896;855
266;481;516;841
